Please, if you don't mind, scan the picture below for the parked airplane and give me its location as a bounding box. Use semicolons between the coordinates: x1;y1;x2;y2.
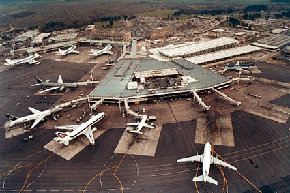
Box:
54;112;105;145
126;115;155;134
56;45;79;56
177;142;237;185
4;53;41;66
5;106;63;129
32;75;99;93
89;44;113;57
224;61;256;72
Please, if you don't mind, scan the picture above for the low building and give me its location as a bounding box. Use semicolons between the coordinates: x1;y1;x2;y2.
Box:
11;30;39;43
85;25;96;34
91;30;131;42
89;58;231;103
31;33;51;46
150;27;173;40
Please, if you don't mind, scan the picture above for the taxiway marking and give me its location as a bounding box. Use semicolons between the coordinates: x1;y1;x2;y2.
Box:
214;151;262;193
19;154;54;193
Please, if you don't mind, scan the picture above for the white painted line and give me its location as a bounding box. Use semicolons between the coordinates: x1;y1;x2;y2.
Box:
63;190;74;192
23;190;33;192
38;170;45;177
50;190;60;192
36;190;46;192
26;181;34;188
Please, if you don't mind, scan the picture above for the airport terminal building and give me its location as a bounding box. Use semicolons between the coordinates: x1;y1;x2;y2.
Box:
88;58;231;103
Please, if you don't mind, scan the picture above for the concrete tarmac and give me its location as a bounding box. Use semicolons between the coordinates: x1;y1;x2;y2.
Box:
0;58;289;192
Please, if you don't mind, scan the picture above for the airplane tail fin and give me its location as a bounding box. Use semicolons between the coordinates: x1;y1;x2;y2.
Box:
6;114;18;121
34;76;43;83
54;132;70;145
206;176;218;185
192;175;204;182
57;75;63;83
34;53;40;58
193;175;218;185
4;59;13;65
128;130;143;135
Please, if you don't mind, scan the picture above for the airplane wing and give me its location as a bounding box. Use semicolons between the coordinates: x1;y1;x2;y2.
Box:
31;116;45;128
177;155;203;163
55;125;79;130
144;123;155;129
28;107;41;114
212;156;237;170
38;86;60;93
85;127;95;145
126;123;139;126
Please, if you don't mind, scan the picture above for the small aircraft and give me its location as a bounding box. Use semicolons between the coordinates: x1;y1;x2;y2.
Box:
126;115;155;134
4;53;41;66
56;45;80;56
89;44;113;57
54;112;105;145
5;106;62;129
32;75;99;93
177;142;237;185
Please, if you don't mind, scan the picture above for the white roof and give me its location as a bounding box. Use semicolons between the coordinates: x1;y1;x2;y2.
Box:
158;37;238;58
186;45;262;64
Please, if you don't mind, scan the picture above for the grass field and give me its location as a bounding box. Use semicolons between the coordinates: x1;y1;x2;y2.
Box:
137;9;177;18
0;0;288;29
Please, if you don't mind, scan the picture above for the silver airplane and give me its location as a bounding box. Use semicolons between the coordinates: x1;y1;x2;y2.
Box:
54;112;105;145
5;106;62;129
4;53;41;66
32;75;99;93
89;44;113;57
177;142;237;185
126;115;155;134
56;45;80;56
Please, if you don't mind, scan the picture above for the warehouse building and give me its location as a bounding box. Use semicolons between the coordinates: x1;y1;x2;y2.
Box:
158;37;238;58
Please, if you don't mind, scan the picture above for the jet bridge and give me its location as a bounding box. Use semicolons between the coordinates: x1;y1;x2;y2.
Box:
124;98;140;118
191;89;211;111
212;88;241;106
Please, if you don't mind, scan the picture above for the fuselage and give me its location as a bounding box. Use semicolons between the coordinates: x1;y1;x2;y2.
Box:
137;115;147;131
202;142;212;182
8;109;51;127
68;113;104;139
6;54;38;65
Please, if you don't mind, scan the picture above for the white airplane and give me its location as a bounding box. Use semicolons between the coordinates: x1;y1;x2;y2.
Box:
89;44;113;57
177;142;237;185
4;53;41;66
5;106;63;129
56;45;80;56
126;115;155;134
54;112;105;145
32;75;99;93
